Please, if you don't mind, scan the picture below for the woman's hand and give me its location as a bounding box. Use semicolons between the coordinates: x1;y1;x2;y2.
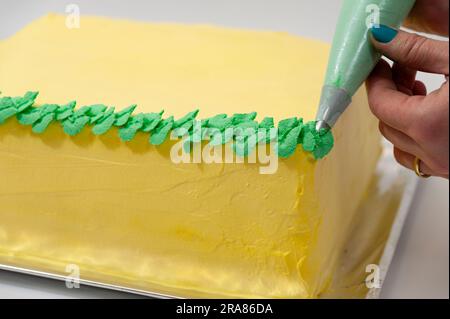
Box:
404;0;449;36
366;27;449;178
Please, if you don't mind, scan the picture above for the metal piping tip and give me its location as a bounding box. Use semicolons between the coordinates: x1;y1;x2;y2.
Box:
315;120;331;132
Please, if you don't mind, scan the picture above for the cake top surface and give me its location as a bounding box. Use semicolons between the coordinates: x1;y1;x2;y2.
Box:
0;14;329;120
0;14;334;159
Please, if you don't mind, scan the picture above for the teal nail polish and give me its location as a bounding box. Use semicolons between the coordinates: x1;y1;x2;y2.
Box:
371;24;398;43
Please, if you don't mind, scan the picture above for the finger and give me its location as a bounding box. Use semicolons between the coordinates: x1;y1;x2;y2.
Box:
379;121;422;156
366;60;421;132
392;63;417;95
413;80;427;96
371;26;449;75
393;147;436;176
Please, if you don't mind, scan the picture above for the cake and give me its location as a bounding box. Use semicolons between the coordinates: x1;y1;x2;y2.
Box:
0;14;381;298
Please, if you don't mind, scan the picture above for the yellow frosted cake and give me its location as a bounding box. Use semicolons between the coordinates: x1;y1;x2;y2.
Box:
0;14;381;298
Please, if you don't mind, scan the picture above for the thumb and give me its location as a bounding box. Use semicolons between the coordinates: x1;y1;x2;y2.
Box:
371;25;449;75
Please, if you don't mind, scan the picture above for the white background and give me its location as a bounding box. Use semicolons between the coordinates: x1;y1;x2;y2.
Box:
0;0;448;298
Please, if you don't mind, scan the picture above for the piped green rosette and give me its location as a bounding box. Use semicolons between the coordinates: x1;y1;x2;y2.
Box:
0;91;334;159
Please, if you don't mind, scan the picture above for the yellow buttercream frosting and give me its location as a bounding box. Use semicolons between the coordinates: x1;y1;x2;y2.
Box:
0;14;381;298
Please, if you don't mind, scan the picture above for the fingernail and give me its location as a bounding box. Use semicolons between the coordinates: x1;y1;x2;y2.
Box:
371;24;398;43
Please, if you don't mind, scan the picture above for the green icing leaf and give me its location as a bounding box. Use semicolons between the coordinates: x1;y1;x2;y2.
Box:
190;120;206;143
92;113;116;135
89;106;115;124
278;117;299;139
208;128;224;146
259;117;274;129
33;105;58;133
14;91;39;112
79;104;108;124
150;116;174;145
62;114;90;136
91;106;116;135
172;110;199;137
231;112;257;124
278;125;303;158
56;101;76;120
118;114;145;141
205;114;226;123
208;116;232;131
313;129;334;159
174;110;199;128
299;121;334;159
0;107;17;124
302;131;316;152
0;91;38;123
17;104;60;132
0;97;14;110
141;112;163;133
33;113;55;133
23;91;39;102
235;121;258;131
17;108;42;125
114;105;137;126
222;129;234;145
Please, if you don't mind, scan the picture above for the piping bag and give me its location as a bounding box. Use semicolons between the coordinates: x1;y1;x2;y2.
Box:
315;0;416;131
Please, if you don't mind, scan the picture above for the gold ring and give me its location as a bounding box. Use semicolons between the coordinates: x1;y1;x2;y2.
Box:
414;157;431;178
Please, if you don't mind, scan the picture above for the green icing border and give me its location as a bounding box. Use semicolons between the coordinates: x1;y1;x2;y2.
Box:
0;91;334;159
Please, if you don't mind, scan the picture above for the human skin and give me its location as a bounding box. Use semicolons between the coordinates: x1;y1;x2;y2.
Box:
366;0;449;179
404;0;449;37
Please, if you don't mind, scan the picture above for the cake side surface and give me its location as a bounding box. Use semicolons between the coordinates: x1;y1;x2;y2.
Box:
0;118;322;298
303;88;381;297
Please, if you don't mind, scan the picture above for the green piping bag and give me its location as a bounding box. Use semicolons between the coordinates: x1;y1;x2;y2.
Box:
316;0;416;131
